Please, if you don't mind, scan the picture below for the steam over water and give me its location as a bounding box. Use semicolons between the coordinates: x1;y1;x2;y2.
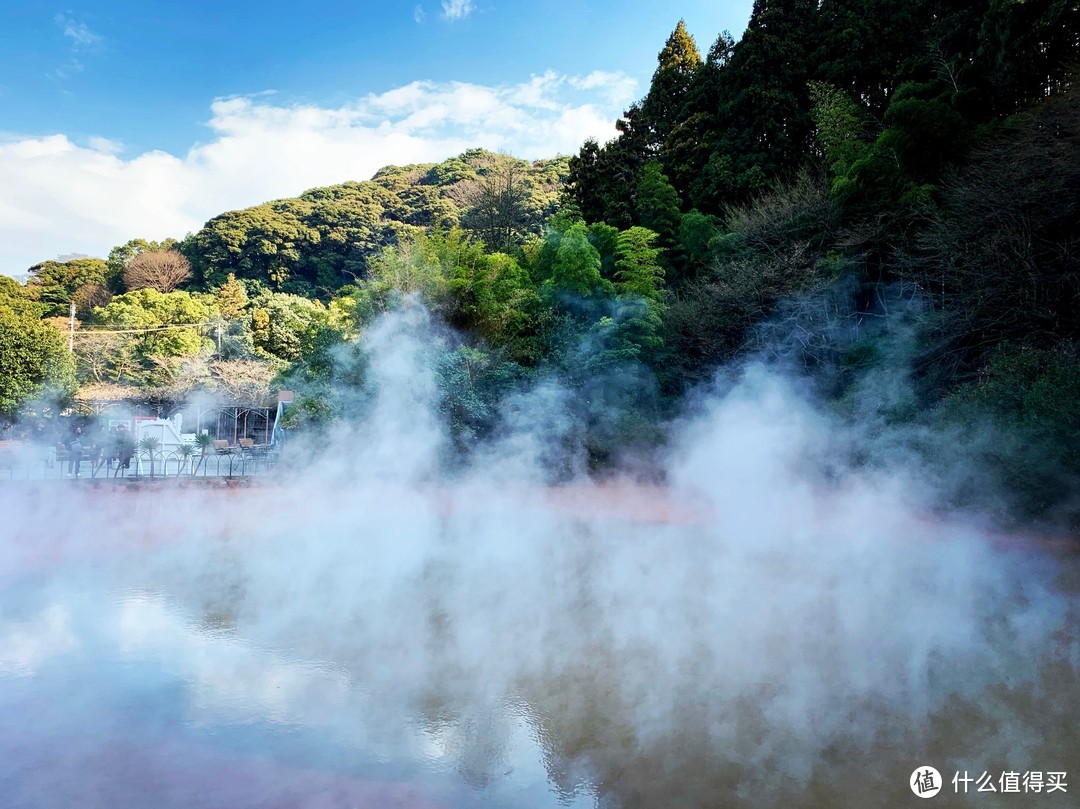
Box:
1;308;1077;808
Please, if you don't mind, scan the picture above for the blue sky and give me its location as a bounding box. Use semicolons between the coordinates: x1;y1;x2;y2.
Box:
0;1;752;272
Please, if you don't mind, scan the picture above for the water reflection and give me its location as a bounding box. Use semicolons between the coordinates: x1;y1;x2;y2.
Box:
0;489;1077;809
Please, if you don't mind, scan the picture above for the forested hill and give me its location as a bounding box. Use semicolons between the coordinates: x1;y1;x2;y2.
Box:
561;1;1079;381
552;0;1079;520
186;150;569;296
3;0;1079;523
569;1;1078;226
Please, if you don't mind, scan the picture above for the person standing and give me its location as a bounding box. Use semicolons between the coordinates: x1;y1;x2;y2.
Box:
115;424;134;476
67;427;83;479
105;425;119;470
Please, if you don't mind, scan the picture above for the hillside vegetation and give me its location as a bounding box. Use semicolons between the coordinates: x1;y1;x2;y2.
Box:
2;0;1078;524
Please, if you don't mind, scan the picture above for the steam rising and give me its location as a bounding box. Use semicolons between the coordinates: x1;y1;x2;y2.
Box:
1;305;1076;808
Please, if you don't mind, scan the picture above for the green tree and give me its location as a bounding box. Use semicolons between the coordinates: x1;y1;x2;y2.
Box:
640;20;703;150
0;307;75;417
942;343;1080;519
137;435;160;479
214;273;250;320
977;0;1079;116
176;443;196;476
448;251;548;364
356;228;455;318
838;81;967;213
566;113;648;230
586;222;621;280
809;81;871;185
813;0;935;119
541;223;612;312
697;0;818;209
87;289;218;385
0;276;44;319
26;257;109;316
435;345;526;445
249;292;333;363
634;162;681;262
299;183;399;289
194;432;215;473
608;227;667;367
93;289;215;358
664;30;735;205
186;201;322;291
678;210;721;277
567;24;702;228
614;227;665;303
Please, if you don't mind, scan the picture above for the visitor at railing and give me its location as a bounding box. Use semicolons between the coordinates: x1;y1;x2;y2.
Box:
66;428;83;479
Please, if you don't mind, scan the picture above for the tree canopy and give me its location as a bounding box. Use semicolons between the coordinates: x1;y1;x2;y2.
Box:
182;150;569;296
7;3;1080;519
0;306;75;417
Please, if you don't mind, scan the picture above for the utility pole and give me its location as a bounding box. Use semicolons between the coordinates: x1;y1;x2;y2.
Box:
68;301;75;353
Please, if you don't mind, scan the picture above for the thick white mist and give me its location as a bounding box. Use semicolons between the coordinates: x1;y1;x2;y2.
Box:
0;306;1076;809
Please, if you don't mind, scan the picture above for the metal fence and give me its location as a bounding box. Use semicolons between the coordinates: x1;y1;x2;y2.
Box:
0;447;280;481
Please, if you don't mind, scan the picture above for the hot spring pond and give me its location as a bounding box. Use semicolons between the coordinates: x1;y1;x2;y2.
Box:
0;483;1077;808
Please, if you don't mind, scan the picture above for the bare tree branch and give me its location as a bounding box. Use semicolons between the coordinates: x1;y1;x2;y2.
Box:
123;250;192;293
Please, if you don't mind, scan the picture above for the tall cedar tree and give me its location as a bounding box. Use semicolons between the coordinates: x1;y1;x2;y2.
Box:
812;0;936;120
567;23;702;229
977;0;1080;116
571;6;821;223
696;0;818;210
666;31;735;205
567;111;648;230
639;20;703;152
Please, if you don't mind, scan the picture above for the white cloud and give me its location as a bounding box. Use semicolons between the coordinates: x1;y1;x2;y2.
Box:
414;4;426;23
0;71;637;273
51;14;103;83
51;58;84;80
440;0;474;21
87;136;124;154
55;14;103;51
114;592;350;726
571;70;639;107
0;605;79;676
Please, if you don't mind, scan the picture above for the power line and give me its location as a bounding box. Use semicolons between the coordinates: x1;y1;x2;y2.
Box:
75;321;223;336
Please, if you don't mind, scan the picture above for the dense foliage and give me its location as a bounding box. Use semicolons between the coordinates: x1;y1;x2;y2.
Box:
182;150;569;296
3;4;1078;523
0;278;75;417
560;1;1079;519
